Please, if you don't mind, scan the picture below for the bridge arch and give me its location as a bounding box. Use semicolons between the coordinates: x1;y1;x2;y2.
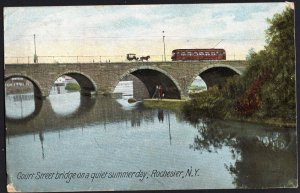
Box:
190;64;242;89
49;71;97;96
113;66;182;99
4;73;44;98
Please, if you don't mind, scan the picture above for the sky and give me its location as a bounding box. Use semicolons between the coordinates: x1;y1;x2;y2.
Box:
4;2;290;62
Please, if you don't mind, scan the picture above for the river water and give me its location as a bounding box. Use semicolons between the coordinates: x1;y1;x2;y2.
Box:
5;88;297;191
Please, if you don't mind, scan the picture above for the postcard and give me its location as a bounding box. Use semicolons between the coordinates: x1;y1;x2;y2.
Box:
4;2;297;192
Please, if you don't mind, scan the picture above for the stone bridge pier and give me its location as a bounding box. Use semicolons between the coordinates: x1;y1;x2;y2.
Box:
5;60;248;99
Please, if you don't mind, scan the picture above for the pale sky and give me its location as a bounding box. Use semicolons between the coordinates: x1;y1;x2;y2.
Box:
4;3;288;62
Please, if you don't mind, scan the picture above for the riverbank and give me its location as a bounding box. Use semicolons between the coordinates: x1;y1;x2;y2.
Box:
143;98;296;128
143;99;187;111
223;115;296;128
5;86;33;94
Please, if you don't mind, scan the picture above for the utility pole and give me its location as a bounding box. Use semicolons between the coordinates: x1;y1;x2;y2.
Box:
33;34;38;63
162;30;166;62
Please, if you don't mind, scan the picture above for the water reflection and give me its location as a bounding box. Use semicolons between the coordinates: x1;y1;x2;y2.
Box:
39;129;45;160
167;110;172;145
190;119;297;188
5;93;43;121
158;109;164;122
5;93;297;190
6;95;153;136
5;93;35;119
49;92;81;116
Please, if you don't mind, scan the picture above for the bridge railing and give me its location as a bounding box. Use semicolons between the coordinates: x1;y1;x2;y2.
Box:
5;55;171;64
5;54;245;64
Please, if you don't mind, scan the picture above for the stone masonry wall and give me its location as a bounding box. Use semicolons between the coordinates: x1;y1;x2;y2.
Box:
122;74;150;100
5;61;248;98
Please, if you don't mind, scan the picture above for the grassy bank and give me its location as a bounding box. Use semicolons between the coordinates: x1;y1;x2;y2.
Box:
144;97;295;128
222;114;296;128
143;99;187;111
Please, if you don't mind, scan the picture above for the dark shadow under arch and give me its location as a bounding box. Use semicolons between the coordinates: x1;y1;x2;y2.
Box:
130;69;181;99
52;72;97;96
199;66;240;89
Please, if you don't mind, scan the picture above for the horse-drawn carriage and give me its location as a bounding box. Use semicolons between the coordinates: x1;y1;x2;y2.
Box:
127;53;139;61
126;53;150;62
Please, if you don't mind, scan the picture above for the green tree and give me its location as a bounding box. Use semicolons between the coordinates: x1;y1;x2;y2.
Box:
248;7;295;120
246;48;256;61
183;7;295;123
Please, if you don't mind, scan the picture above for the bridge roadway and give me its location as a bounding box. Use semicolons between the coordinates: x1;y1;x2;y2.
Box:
5;60;248;99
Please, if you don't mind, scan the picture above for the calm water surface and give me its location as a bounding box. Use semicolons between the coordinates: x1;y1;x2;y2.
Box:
5;90;297;191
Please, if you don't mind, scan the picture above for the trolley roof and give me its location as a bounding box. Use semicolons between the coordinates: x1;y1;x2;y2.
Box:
172;48;225;52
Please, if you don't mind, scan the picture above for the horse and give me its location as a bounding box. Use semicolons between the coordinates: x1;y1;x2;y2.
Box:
139;56;150;61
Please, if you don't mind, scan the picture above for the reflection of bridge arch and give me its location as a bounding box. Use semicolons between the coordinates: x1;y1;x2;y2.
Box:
49;71;97;96
6;95;97;125
190;64;242;89
6;96;153;136
5;98;43;122
5;74;43;98
49;95;96;118
113;66;182;99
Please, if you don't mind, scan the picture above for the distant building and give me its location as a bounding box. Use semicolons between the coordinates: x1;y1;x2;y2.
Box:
5;77;31;87
54;77;66;86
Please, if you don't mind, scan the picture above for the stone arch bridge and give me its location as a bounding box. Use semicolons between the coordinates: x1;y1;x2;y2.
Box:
5;60;248;99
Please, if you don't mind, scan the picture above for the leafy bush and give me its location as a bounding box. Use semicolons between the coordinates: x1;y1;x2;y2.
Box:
183;86;229;119
65;83;80;91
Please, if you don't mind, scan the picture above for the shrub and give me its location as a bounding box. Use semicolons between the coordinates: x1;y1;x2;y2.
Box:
128;98;137;103
183;86;229;119
65;83;80;91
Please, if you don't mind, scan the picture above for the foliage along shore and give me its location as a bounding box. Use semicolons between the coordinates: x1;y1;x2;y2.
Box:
145;7;295;128
143;99;186;112
143;98;295;128
182;7;295;128
65;82;80;91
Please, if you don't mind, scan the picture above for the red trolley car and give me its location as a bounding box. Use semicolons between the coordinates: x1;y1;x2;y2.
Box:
171;49;226;61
